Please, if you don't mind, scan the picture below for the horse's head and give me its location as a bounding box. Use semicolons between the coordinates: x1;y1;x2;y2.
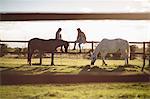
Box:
64;41;69;53
90;52;97;65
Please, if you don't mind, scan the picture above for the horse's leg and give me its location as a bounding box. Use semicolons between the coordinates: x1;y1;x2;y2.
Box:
102;58;105;66
28;52;31;65
60;46;64;52
102;60;105;66
51;52;55;66
121;50;128;65
125;54;129;65
28;49;34;66
126;57;129;65
102;58;107;66
126;51;129;65
101;53;107;66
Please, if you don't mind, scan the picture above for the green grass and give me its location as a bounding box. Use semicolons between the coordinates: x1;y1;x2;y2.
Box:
0;83;150;99
0;57;149;74
0;57;150;99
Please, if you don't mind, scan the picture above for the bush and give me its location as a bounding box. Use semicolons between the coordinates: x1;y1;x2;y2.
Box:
0;44;8;57
130;45;137;60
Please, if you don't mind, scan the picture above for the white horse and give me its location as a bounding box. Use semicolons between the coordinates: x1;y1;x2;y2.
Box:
91;38;130;65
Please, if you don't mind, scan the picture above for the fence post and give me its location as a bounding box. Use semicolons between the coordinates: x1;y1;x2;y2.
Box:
91;41;94;52
0;44;1;57
141;42;146;71
148;56;150;67
39;53;42;65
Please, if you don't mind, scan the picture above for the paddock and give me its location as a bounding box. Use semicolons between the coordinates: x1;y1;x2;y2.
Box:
0;11;150;99
0;56;150;98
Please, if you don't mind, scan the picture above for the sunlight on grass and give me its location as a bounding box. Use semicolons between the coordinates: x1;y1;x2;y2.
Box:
0;57;149;74
0;57;147;67
0;58;27;67
0;83;150;99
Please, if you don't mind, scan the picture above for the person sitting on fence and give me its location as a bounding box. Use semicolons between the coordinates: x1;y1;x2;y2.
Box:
55;28;62;40
73;28;87;53
55;28;63;52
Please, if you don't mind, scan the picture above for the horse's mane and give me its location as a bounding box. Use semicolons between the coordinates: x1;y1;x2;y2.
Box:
30;38;68;42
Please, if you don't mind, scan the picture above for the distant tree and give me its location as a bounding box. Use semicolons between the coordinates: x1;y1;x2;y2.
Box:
14;47;22;57
0;44;8;57
7;47;15;53
22;48;28;57
130;45;137;60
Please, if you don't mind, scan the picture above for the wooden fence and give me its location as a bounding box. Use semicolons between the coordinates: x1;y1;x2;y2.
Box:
0;40;150;71
1;13;150;21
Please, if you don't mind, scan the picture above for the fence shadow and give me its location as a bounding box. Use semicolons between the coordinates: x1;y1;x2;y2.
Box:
1;64;144;75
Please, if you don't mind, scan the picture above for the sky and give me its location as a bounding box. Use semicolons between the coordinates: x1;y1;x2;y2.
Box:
0;0;150;48
0;0;150;13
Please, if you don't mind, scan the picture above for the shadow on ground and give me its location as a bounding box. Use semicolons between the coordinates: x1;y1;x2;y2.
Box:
0;64;149;75
1;64;149;85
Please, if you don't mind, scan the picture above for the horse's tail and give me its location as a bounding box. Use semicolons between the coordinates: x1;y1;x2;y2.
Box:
27;41;32;65
127;42;130;58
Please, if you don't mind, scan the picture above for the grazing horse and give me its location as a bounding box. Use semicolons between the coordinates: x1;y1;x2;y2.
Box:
91;38;130;65
28;38;69;65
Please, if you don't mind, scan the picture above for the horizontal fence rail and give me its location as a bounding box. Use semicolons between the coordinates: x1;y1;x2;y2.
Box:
0;13;150;21
1;40;150;44
0;40;149;56
1;40;150;55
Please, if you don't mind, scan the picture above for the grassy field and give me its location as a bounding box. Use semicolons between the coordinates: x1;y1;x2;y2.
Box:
0;57;149;74
0;83;150;99
0;57;150;99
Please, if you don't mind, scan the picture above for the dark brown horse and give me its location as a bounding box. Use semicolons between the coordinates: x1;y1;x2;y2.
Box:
28;38;69;65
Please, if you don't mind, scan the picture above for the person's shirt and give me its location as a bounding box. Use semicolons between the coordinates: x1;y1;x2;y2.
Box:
55;28;62;39
76;31;86;43
56;32;61;39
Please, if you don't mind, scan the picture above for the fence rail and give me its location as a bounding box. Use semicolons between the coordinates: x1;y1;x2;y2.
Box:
0;40;150;71
1;40;150;43
1;13;150;21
